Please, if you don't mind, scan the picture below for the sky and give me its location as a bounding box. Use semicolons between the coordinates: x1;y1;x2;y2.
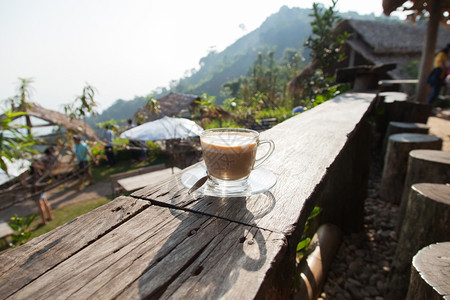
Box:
0;0;401;113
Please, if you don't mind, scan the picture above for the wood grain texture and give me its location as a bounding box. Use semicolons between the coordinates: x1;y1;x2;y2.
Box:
6;204;286;300
0;196;150;298
406;242;450;300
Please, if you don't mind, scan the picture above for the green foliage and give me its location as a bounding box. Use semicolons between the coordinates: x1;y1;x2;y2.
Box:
296;206;322;258
193;93;231;128
202;119;242;130
220;46;304;126
255;107;292;123
297;0;350;108
8;214;36;248
306;0;345;71
4;77;35;112
402;60;420;78
64;83;98;120
134;95;161;124
96;119;119;133
0;110;36;173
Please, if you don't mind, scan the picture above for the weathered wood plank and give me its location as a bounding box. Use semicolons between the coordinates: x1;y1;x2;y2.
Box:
132;92;377;237
116;216;286;299
0;196;150;298
6;204;286;300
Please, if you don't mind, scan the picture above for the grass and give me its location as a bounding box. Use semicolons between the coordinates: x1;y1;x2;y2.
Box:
0;196;111;252
29;196;112;240
90;152;171;182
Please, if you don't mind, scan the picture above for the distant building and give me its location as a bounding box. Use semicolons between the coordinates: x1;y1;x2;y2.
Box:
135;92;201;122
290;19;450;95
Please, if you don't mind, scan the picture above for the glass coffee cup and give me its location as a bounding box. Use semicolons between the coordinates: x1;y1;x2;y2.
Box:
200;128;275;194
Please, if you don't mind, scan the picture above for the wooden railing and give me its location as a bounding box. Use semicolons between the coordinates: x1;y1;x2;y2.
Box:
0;91;377;299
110;163;166;195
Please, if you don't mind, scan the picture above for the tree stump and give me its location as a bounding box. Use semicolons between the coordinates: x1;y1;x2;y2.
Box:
406;242;450;300
382;122;430;155
385;100;432;124
380;134;442;204
397;150;450;233
375;97;432;145
386;183;450;300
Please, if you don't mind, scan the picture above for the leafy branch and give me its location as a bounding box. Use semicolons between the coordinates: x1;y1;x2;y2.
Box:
0;110;36;173
8;214;36;248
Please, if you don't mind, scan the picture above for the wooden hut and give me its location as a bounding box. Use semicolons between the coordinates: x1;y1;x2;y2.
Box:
134;92;232;124
289;19;450;95
135;92;201;122
383;0;450;102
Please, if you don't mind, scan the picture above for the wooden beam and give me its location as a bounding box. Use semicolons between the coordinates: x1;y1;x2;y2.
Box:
416;0;442;103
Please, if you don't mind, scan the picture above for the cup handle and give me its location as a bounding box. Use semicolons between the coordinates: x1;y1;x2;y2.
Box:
254;139;275;169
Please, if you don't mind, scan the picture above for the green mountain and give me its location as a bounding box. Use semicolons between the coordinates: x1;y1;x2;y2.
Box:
172;6;313;101
88;6;387;129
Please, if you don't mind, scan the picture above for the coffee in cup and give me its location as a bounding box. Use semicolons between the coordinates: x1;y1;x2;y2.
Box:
200;128;274;193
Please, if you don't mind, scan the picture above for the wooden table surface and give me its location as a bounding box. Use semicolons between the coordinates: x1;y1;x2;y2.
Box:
0;92;377;299
117;167;182;192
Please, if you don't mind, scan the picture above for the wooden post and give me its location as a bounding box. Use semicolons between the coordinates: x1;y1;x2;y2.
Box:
397;150;450;233
386;101;431;124
295;224;342;300
382;122;430;154
386;183;450;300
380;134;442;204
376;95;431;146
406;242;450;300
376;93;407;137
415;0;442;103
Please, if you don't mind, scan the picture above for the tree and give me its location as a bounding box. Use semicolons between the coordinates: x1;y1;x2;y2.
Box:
5;78;35;136
306;0;346;74
0;111;35;173
194;94;228;128
134;95;160;124
298;0;350;107
0;78;37;173
64;84;98;121
64;83;98;135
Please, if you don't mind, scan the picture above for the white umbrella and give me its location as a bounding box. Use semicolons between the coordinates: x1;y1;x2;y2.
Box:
120;116;203;141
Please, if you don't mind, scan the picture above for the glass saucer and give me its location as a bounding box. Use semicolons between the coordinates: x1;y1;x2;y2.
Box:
181;166;277;197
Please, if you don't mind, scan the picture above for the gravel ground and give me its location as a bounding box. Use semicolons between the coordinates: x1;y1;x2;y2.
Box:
318;151;399;300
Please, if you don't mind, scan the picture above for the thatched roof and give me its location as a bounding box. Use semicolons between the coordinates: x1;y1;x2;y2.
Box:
289;19;450;93
135;92;201;122
1;103;98;140
340;19;450;79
